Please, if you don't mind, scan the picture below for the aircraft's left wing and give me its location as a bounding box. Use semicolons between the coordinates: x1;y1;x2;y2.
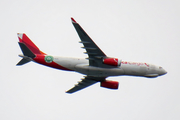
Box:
66;76;105;93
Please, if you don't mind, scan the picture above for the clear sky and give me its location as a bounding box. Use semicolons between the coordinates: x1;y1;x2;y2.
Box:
0;0;179;120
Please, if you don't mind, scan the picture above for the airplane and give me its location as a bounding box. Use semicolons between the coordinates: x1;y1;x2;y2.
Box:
17;18;167;93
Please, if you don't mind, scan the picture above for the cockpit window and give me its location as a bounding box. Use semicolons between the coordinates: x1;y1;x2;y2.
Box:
159;66;162;69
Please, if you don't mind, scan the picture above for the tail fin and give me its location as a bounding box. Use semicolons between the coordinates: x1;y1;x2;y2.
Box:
17;33;45;55
17;33;45;65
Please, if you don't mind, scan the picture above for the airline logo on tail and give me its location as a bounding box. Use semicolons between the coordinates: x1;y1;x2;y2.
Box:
17;33;46;55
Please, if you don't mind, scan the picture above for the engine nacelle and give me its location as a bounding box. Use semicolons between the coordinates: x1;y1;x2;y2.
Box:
100;80;119;89
103;58;121;67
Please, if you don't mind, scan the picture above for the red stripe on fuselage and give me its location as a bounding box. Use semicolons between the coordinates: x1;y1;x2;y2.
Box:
33;54;73;71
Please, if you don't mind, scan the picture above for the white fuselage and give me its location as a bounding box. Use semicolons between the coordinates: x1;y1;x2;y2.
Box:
45;56;167;78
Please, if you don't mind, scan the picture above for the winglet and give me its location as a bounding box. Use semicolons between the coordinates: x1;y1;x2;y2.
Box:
71;17;77;23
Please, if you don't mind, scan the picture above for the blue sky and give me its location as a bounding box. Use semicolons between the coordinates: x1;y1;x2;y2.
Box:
0;0;179;120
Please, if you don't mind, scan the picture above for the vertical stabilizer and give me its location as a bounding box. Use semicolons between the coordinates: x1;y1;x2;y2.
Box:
17;33;45;65
17;33;45;55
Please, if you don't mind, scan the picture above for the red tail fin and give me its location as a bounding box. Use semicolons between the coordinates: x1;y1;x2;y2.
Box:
17;33;45;55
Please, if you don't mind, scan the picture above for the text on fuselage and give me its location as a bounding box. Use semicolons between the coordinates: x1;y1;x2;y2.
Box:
121;61;149;67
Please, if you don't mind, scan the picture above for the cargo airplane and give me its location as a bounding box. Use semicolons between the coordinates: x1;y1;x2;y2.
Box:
17;18;167;93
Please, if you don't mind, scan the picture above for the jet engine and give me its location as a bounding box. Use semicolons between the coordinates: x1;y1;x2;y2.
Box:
100;80;119;89
103;58;121;66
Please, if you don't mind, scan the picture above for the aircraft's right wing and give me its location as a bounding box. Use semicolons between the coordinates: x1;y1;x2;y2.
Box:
66;76;105;94
71;18;107;67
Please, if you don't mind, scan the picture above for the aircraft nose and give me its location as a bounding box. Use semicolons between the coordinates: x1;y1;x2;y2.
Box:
159;68;167;76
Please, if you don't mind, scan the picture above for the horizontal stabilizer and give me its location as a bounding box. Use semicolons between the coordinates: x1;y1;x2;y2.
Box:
16;58;31;66
17;42;35;66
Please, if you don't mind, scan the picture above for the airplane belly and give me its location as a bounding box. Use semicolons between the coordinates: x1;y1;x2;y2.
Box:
75;64;124;77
